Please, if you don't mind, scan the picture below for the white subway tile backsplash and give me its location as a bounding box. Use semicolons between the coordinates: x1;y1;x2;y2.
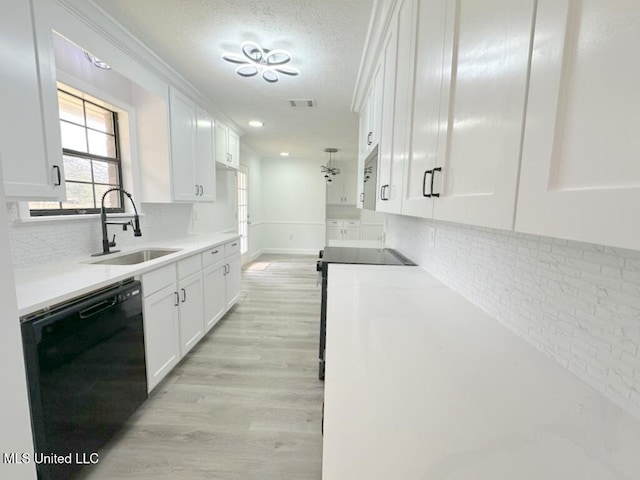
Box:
7;202;193;268
385;214;640;419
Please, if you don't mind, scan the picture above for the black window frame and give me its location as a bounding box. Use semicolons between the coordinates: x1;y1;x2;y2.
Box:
30;88;125;216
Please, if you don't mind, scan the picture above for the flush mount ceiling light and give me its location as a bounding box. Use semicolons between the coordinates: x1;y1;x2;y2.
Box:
222;41;300;83
321;148;340;183
248;120;264;127
84;51;111;70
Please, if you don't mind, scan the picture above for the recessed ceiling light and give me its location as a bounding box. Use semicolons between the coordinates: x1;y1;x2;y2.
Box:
280;152;290;157
248;120;264;127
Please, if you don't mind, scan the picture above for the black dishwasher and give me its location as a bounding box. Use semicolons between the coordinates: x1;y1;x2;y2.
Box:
21;279;147;480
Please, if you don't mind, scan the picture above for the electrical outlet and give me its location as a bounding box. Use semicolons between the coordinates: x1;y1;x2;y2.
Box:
428;227;436;247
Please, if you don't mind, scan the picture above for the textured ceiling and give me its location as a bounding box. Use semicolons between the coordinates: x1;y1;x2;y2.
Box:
91;0;372;163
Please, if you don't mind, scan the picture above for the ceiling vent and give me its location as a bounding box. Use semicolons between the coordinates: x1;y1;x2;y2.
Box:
288;99;316;108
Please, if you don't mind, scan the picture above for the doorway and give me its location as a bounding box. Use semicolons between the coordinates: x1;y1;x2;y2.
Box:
237;164;249;260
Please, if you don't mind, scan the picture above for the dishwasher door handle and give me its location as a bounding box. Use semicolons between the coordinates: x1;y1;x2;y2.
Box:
79;297;118;319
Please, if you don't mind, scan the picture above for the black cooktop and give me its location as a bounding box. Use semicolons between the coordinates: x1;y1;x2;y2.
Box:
321;247;415;266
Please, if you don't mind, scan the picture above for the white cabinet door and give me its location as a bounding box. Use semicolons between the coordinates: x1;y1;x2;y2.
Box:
369;61;383;154
516;0;640;250
326;226;342;242
225;254;242;309
343;226;361;241
195;107;216;201
432;0;535;230
143;284;180;392
0;0;65;200
227;129;240;170
169;87;197;201
178;272;204;357
203;262;226;332
326;178;343;205
377;0;416;214
401;0;448;218
215;122;229;165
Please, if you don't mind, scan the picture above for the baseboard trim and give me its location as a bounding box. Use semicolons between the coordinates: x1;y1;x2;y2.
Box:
261;248;321;255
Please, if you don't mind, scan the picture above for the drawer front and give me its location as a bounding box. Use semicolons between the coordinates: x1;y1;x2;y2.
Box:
327;220;342;227
225;239;241;257
345;220;361;227
177;254;202;279
202;245;224;268
141;264;176;297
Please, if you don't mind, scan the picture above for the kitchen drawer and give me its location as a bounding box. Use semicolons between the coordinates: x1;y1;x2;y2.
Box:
327;220;342;227
225;239;241;257
177;254;202;279
202;244;224;268
344;220;361;227
141;264;176;297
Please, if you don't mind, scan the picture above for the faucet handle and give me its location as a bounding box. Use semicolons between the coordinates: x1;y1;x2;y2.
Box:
109;234;116;247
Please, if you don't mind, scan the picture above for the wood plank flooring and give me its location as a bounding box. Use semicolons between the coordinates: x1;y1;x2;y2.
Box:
78;254;324;480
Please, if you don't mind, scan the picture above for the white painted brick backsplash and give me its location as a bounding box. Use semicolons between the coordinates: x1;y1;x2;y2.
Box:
385;214;640;419
7;202;193;268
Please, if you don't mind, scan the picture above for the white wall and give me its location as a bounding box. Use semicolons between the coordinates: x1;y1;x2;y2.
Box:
260;157;326;254
0;175;37;480
191;167;238;235
385;214;640;420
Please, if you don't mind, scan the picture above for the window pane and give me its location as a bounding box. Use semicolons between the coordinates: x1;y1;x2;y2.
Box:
85;103;114;134
87;130;116;157
95;184;122;209
92;161;119;185
60;121;88;152
62;155;92;182
62;182;95;209
58;91;84;125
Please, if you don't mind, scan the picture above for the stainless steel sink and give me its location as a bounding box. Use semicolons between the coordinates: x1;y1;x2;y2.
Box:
91;249;180;265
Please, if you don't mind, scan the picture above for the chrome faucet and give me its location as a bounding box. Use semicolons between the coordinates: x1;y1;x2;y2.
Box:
92;187;142;257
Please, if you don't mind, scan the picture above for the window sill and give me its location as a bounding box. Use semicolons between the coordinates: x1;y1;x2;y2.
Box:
13;212;144;225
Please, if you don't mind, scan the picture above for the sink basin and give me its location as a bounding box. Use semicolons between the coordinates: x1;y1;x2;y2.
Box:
91;249;180;265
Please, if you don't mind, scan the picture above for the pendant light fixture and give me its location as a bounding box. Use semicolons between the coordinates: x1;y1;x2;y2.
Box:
321;148;340;183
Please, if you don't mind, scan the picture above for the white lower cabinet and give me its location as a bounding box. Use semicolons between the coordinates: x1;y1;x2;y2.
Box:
326;220;361;242
142;283;181;393
141;238;242;392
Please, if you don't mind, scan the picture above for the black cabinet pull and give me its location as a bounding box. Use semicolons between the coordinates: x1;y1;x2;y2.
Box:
181;288;186;303
431;167;442;198
360;192;364;202
195;184;199;195
199;185;204;196
174;291;179;306
231;242;237;247
380;184;389;201
367;132;373;145
53;165;62;186
212;250;219;255
422;170;433;198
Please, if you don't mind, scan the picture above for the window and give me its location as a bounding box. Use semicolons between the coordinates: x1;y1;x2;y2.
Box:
237;166;249;255
29;83;124;215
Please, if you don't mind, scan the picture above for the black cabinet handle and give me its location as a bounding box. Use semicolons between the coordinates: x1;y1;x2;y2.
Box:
380;184;389;201
174;291;179;307
212;250;219;254
195;184;199;195
231;242;237;247
422;170;433;198
360;192;364;202
367;132;373;146
199;185;204;196
53;165;62;186
181;288;186;303
431;167;441;198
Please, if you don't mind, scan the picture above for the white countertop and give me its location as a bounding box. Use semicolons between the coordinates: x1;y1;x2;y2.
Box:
14;233;240;318
322;265;640;480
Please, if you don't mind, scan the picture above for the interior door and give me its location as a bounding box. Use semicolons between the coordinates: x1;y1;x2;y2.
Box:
516;0;640;250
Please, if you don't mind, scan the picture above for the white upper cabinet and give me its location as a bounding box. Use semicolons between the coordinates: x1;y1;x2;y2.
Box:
169;87;216;202
0;0;65;201
516;0;640;250
401;0;448;218
363;62;383;156
376;1;409;214
402;0;535;227
432;0;536;229
215;121;240;170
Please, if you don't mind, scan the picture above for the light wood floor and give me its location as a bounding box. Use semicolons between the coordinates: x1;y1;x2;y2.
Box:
79;254;324;480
